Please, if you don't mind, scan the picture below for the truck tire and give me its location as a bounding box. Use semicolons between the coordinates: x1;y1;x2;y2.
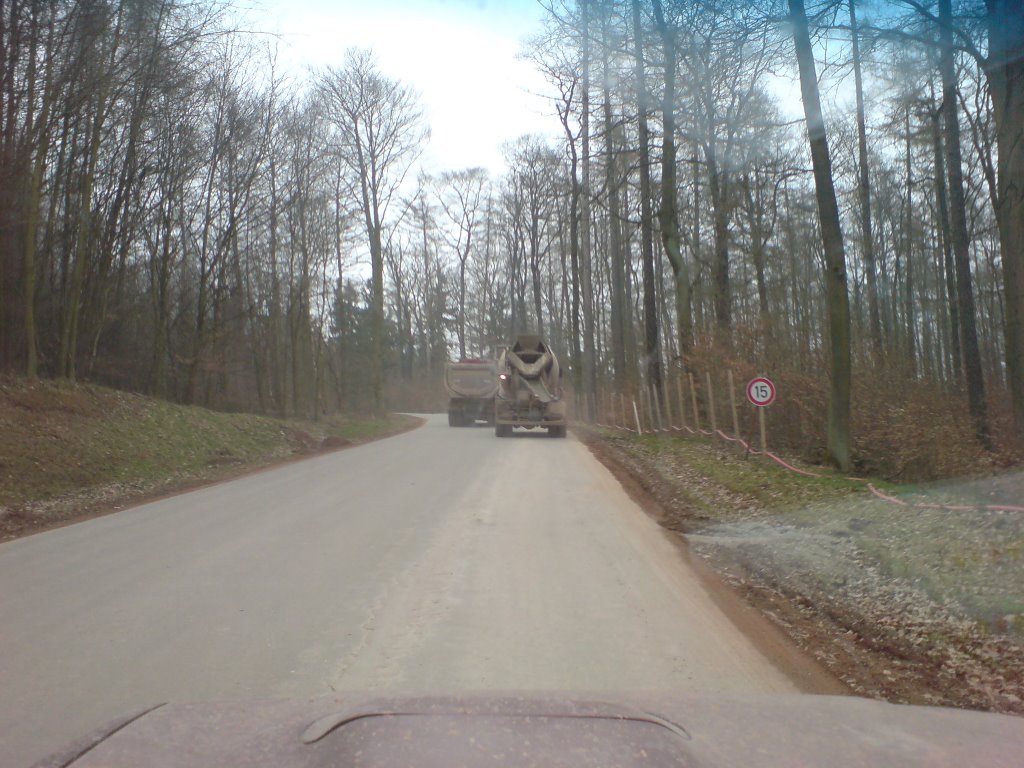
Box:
548;425;566;438
495;423;510;438
448;409;458;427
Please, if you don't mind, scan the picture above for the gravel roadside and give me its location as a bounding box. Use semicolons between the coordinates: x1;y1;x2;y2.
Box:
585;428;1024;715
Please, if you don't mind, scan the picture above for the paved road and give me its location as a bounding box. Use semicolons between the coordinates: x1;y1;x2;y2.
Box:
1;415;804;766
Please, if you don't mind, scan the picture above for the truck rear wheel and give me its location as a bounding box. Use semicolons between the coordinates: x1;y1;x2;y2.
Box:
548;425;566;438
495;423;511;438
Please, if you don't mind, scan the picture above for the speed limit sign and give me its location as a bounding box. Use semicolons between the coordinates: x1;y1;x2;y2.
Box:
747;377;776;407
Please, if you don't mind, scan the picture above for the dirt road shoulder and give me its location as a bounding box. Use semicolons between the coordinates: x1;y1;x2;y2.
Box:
580;427;1024;715
0;376;423;541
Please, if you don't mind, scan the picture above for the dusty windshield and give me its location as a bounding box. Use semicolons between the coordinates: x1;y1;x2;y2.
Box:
0;0;1022;765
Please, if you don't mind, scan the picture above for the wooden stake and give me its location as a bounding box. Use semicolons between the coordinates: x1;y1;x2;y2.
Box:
663;375;674;428
677;372;687;428
706;371;717;435
639;386;648;432
645;385;656;431
728;369;740;439
651;384;664;431
688;372;700;429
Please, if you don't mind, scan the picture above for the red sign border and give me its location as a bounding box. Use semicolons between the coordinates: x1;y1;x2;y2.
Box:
747;376;776;407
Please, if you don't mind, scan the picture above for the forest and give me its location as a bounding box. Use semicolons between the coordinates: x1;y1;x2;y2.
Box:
0;0;1021;477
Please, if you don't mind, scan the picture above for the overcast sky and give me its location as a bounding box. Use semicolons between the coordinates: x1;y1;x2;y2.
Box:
253;0;559;175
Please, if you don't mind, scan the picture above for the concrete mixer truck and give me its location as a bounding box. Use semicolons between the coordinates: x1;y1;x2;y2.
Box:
494;335;567;438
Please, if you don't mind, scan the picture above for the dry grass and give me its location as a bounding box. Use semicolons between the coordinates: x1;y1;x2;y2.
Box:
669;337;1020;481
0;375;418;539
593;427;1024;714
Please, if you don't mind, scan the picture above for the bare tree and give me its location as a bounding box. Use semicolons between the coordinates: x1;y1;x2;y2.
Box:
937;0;989;444
650;0;693;360
318;48;427;414
985;0;1024;441
849;0;883;359
596;2;635;390
875;1;1014;438
436;167;488;360
503;136;559;340
673;0;775;343
578;0;598;416
789;0;852;471
631;0;662;398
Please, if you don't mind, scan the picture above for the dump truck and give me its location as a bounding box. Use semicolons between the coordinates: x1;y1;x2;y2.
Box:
494;335;567;438
445;358;499;427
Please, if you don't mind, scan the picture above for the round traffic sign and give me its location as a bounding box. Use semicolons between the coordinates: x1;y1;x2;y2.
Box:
747;377;776;407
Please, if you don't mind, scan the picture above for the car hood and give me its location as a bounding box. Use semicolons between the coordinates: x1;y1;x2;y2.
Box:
32;692;1024;768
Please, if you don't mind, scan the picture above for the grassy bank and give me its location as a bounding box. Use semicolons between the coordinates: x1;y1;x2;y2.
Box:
587;427;1024;714
0;376;420;540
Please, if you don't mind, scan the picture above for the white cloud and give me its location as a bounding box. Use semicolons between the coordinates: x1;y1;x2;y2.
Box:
255;0;560;174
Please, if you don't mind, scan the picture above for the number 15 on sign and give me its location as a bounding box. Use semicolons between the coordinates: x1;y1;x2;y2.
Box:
747;377;776;451
747;377;776;407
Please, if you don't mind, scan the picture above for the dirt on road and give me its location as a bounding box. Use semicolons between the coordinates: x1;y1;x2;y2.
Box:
584;428;1024;716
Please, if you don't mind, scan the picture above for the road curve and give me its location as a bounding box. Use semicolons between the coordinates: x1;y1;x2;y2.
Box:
1;414;803;766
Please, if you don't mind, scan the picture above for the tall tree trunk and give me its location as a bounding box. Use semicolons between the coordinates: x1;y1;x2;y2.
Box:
59;91;106;381
850;0;882;359
20;0;51;381
0;0;26;371
150;192;174;399
23;147;42;380
742;173;772;339
622;163;639;375
691;156;704;334
789;0;852;471
708;152;732;336
651;0;693;361
270;156;286;416
579;0;597;414
985;0;1024;441
931;101;962;383
370;211;385;414
631;0;662;398
939;0;990;445
610;164;631;383
332;166;347;408
458;259;467;359
601;13;628;391
560;102;583;397
904;106;917;374
353;128;385;415
530;219;545;340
